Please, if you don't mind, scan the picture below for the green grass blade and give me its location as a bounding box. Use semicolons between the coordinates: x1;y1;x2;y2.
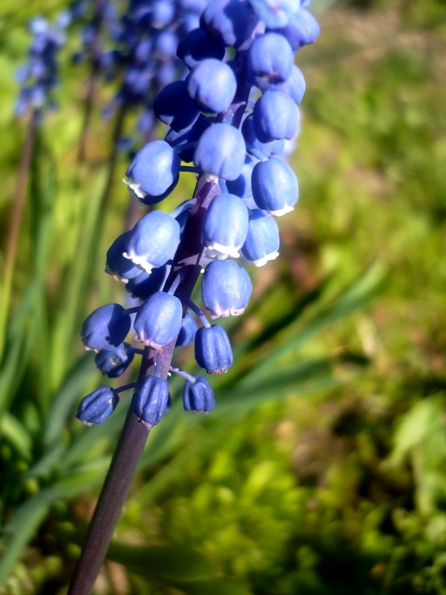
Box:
0;412;32;460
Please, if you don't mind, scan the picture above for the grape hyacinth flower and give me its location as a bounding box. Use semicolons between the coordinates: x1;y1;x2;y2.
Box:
71;1;319;590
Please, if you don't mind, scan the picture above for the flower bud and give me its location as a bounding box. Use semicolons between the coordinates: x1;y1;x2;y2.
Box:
183;376;215;412
248;33;293;91
269;8;320;51
134;292;183;350
177;28;225;69
194;123;246;181
165;115;212;163
200;0;259;47
154;81;200;131
242;114;284;158
125;140;180;204
252;158;299;216
133;376;170;429
201;260;252;318
123;210;180;274
125;265;169;300
253;91;299;143
81;304;131;352
187;58;237;114
106;231;142;282
95;343;134;378
202;193;249;258
274;65;306;105
195;325;233;374
226;157;255;199
176;311;198;347
76;386;119;426
241;209;280;267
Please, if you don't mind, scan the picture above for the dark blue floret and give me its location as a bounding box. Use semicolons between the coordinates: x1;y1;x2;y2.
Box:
106;231;143;282
195;324;233;374
226;156;255;199
176;311;199;346
165;115;213;163
81;304;131;352
133;376;170;429
201;259;252;318
95;343;135;378
76;386;119;426
177;27;225;69
154;81;200;131
125;266;169;300
183;376;215;412
200;0;259;47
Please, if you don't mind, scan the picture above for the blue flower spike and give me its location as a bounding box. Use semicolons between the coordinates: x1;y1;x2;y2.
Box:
133;376;170;429
123;210;180;274
202;193;249;258
76;386;120;426
81;304;131;352
202;259;252;318
241;209;280;267
134;292;183;350
194;123;246;181
252;157;299;216
183;376;216;413
187;58;237;114
125;140;180;204
195;324;234;374
95;343;135;378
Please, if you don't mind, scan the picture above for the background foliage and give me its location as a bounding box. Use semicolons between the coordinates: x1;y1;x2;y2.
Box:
1;0;446;593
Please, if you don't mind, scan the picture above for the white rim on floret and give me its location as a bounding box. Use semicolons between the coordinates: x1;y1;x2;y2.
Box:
252;251;279;267
122;178;146;200
270;205;294;217
210;305;246;319
122;251;154;275
134;333;164;351
104;264;130;283
205;243;240;259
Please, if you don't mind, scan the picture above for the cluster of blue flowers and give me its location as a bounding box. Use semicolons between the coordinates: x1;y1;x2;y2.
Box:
15;15;70;120
77;0;319;429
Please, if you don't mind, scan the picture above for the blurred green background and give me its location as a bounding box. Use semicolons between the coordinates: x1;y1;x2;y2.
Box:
1;0;446;593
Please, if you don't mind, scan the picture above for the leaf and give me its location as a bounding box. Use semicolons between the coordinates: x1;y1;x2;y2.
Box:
106;543;251;595
0;412;32;460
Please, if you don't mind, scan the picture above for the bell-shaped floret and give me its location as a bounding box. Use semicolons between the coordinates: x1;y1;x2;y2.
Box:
202;193;249;258
165;115;212;163
226;156;255;199
252;158;299;216
248;33;293;91
133;376;170;429
200;0;259;47
152;0;175;28
177;28;225;69
176;311;198;347
201;260;252;318
154;30;178;58
274;65;306;104
194;123;246;181
195;325;233;374
134;292;183;350
183;376;216;412
81;304;131;352
269;8;320;51
242;114;284;158
106;231;142;282
95;343;135;378
154;81;200;132
125;140;180;204
187;59;237;114
76;386;119;426
123;211;180;274
125;265;169;300
253;91;299;143
241;209;280;267
249;0;297;28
